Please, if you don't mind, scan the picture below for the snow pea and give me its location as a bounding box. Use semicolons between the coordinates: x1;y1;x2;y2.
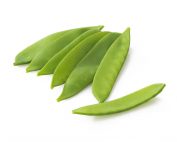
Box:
52;31;109;89
14;25;103;65
38;29;100;75
26;26;103;72
92;28;130;103
57;32;120;102
14;31;65;65
73;83;166;116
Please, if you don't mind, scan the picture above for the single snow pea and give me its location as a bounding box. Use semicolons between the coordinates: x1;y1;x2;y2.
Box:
26;26;103;72
14;31;66;65
57;33;121;102
38;29;100;75
92;28;130;103
52;31;109;89
14;25;103;65
73;83;166;116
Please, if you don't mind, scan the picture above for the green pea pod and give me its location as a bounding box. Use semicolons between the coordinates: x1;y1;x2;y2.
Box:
92;28;130;103
14;31;65;65
73;83;166;116
14;25;103;65
57;33;121;102
38;29;100;75
26;26;104;72
52;31;109;89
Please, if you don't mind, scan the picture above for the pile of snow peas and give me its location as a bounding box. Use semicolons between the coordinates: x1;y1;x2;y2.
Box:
14;25;165;116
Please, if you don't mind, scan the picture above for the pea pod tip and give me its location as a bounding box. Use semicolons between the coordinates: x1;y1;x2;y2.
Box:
156;83;166;90
13;62;17;66
94;96;105;103
37;71;42;76
72;109;78;114
50;82;56;89
26;65;39;72
97;25;104;30
72;109;90;115
26;68;30;73
51;79;64;88
13;61;28;66
50;84;54;89
26;66;32;72
56;96;63;102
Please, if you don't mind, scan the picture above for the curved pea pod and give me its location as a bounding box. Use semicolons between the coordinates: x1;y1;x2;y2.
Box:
92;28;130;103
14;31;66;65
38;29;100;75
57;33;121;102
26;26;104;72
14;25;103;65
51;31;109;88
73;83;166;116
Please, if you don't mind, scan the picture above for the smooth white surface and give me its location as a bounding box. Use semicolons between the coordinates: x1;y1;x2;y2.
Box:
0;0;176;141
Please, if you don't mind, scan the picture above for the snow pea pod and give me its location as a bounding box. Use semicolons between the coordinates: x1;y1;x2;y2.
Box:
92;28;130;103
26;26;103;72
57;32;120;102
52;31;109;89
38;29;100;75
14;25;103;65
14;31;65;65
73;83;166;116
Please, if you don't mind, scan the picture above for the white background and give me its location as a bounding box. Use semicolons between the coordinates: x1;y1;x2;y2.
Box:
0;0;176;141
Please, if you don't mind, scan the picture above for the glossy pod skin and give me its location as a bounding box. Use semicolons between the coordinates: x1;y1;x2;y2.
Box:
92;28;130;103
26;26;103;72
52;32;109;89
57;33;121;102
73;83;166;116
14;26;102;65
38;29;100;75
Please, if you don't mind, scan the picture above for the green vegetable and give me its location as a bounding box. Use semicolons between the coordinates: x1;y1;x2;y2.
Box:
26;26;103;72
14;26;165;117
14;26;103;65
92;28;130;103
38;29;100;75
73;83;166;116
51;31;109;88
57;32;120;102
14;31;66;65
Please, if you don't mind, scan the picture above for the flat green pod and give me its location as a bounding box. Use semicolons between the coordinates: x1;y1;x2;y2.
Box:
52;31;109;89
14;25;103;65
57;33;120;102
73;83;166;116
26;26;103;72
14;31;66;65
38;29;100;75
92;28;130;103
